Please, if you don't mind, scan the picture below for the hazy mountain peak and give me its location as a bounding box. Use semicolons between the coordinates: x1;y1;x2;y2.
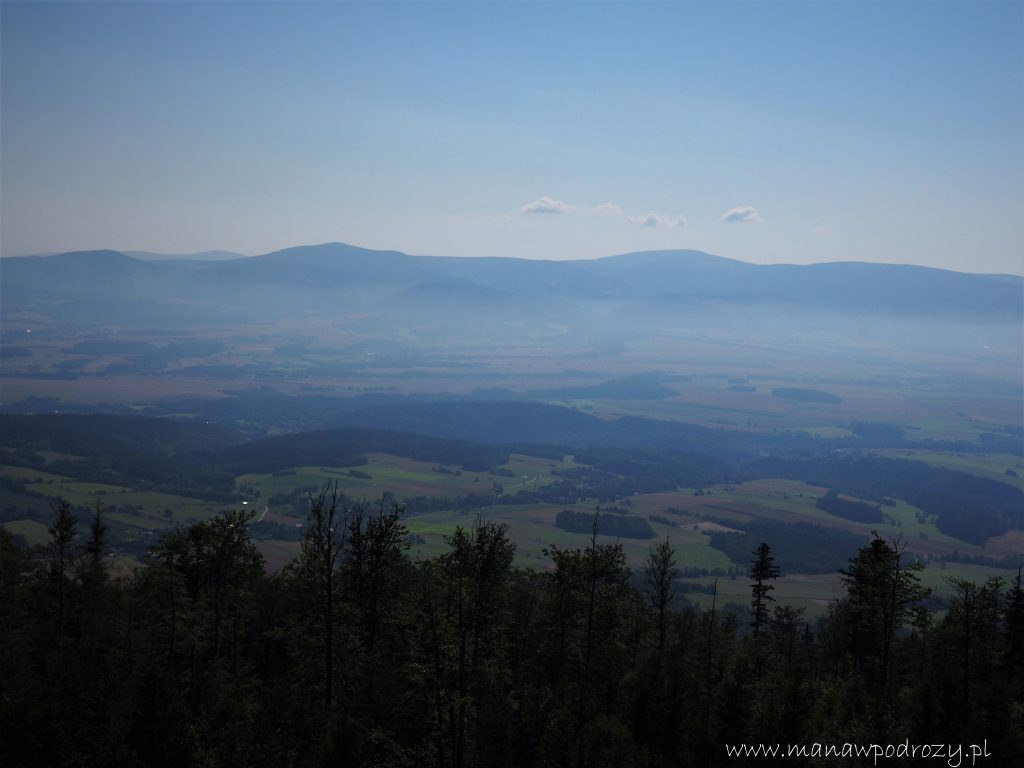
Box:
595;249;748;267
124;249;247;262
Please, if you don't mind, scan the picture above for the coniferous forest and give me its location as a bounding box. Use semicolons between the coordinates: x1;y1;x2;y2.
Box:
3;490;1023;768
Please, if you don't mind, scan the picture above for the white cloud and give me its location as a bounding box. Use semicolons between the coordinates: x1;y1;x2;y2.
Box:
628;212;687;228
722;206;764;224
592;202;624;216
521;196;574;214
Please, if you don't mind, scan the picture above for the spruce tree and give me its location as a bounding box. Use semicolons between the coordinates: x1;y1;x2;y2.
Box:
749;542;780;639
643;536;676;652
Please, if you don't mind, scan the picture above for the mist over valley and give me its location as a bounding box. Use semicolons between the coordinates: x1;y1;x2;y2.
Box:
2;243;1020;591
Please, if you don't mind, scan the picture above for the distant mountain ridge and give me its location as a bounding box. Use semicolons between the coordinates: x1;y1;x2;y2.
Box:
2;242;1021;330
123;249;247;262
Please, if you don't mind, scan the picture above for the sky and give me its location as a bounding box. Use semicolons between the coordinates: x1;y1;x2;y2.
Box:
1;1;1022;274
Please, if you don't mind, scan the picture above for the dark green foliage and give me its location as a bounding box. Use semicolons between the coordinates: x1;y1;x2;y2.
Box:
816;489;885;523
850;421;907;444
643;536;676;651
0;414;240;497
749;542;780;638
839;533;930;721
567;447;734;493
221;426;513;474
709;519;866;574
3;494;1022;767
771;387;842;404
296;483;349;707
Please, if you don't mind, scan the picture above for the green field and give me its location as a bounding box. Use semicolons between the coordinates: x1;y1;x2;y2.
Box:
2;518;50;546
237;452;579;510
0;465;73;483
4;453;1014;578
402;500;734;572
680;572;844;615
0;462;231;537
626;478;995;561
915;561;1023;595
676;560;1023;618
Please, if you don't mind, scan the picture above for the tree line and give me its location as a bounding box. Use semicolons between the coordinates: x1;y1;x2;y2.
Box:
1;490;1023;767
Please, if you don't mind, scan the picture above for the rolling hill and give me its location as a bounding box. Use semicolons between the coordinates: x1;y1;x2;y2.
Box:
3;244;1020;332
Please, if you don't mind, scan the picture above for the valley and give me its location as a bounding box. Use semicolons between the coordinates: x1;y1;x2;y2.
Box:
1;246;1020;617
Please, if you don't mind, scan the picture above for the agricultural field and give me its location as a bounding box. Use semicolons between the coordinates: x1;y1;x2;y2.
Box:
236;452;578;510
1;518;50;547
679;572;845;614
231;460;1018;613
613;479;983;560
401;500;734;573
3;443;1017;579
0;465;223;529
675;561;1024;618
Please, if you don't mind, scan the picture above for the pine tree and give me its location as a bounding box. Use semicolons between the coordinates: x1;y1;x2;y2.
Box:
78;498;109;590
47;499;78;663
840;532;929;713
749;542;780;639
298;482;350;708
1005;566;1024;680
643;536;676;652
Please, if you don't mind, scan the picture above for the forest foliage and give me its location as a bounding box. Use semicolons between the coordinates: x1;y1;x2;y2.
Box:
2;495;1023;768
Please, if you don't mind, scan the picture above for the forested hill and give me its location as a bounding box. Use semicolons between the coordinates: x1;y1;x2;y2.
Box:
2;412;1022;547
330;400;732;455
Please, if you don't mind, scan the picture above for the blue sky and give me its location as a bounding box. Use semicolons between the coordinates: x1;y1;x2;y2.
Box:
2;1;1021;274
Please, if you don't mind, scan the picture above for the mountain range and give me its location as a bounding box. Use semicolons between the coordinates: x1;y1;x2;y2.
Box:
2;243;1021;331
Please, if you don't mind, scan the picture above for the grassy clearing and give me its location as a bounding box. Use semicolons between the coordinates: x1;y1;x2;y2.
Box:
714;479;836;524
906;415;991;443
108;555;144;579
628;480;854;534
35;450;85;464
239;452;576;510
13;483;222;528
2;518;50;546
238;467;339;500
256;539;301;574
0;465;74;483
619;478;1016;575
678;561;1022;619
105;511;169;530
43;482;131;505
798;426;856;439
985;530;1024;559
114;492;225;520
870;500;971;556
680;572;844;616
0;461;228;531
403;501;734;571
915;561;1023;596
